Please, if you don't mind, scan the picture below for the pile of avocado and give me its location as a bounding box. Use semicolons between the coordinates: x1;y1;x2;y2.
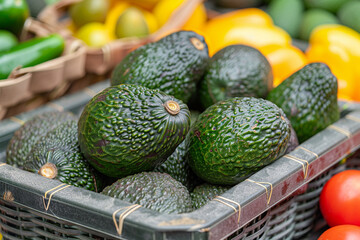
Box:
6;30;339;213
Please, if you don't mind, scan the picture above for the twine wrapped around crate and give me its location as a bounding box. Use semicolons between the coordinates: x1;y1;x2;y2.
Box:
0;18;86;120
38;0;204;75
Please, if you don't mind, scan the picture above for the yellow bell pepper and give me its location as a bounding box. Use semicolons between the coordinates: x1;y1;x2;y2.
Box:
259;44;307;87
307;24;360;101
201;8;291;56
204;24;292;56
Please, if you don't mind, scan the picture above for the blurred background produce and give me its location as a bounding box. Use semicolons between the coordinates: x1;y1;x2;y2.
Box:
0;0;65;80
20;0;360;102
59;0;207;48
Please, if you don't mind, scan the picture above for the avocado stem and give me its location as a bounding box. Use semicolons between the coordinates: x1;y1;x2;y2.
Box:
190;37;205;51
39;163;58;179
164;100;180;115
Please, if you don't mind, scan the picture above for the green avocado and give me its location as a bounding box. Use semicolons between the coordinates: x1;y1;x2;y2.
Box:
188;97;290;185
23;121;103;192
101;172;193;214
78;84;191;178
153;135;202;191
191;183;230;209
6;111;77;168
110;31;209;103
198;44;273;109
267;62;340;143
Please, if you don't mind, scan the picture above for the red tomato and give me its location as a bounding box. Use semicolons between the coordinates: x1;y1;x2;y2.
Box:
319;170;360;227
318;225;360;240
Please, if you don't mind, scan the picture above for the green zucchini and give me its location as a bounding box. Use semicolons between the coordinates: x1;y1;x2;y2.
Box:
0;33;65;79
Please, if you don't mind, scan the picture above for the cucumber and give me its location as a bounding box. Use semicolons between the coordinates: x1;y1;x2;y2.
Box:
0;34;65;79
0;30;18;52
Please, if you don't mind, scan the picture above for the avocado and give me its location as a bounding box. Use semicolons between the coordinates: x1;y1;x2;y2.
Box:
23;121;102;192
338;0;360;33
191;183;230;209
78;84;191;178
285;123;299;154
110;31;209;103
153;135;202;191
188;97;290;185
6;111;77;169
101;172;193;214
268;0;304;38
267;62;339;143
198;44;273;109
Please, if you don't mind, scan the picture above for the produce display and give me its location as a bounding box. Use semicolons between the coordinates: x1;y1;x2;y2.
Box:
4;26;341;220
2;0;360;239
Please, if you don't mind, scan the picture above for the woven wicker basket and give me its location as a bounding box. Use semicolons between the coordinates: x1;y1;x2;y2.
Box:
0;18;86;120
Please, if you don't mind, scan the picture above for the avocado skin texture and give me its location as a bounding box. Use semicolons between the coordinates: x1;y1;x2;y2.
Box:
78;84;191;178
199;45;273;109
110;31;209;103
267;62;339;143
191;183;230;210
101;172;193;214
6;111;77;169
285;124;299;154
153;135;202;191
188;97;290;185
23;121;102;192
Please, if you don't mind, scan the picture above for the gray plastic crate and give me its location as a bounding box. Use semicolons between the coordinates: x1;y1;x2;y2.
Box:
1;80;360;239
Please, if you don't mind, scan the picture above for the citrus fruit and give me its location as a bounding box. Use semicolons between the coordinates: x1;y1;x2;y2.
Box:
75;22;113;47
69;0;109;29
115;7;149;39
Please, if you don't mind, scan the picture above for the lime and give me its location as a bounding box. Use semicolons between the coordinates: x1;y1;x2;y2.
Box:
115;7;149;39
0;29;18;52
75;22;112;47
338;0;360;33
69;0;109;29
299;9;339;41
267;0;304;38
304;0;350;13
